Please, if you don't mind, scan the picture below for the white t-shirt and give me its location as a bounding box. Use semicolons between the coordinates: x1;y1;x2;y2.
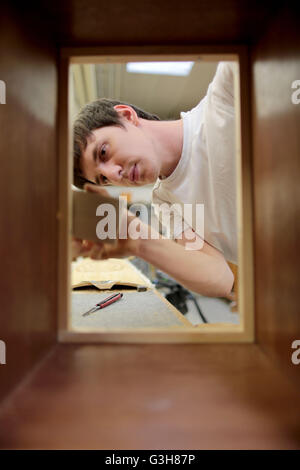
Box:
152;62;238;264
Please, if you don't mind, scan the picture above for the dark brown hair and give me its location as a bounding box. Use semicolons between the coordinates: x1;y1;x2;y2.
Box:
73;98;160;188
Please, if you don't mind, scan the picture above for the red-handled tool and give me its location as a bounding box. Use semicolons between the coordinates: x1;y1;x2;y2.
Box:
82;293;123;316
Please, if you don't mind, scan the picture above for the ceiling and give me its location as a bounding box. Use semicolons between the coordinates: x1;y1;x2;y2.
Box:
70;60;218;121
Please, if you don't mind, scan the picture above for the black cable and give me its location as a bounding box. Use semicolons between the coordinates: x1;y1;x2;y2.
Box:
187;292;208;324
153;278;208;324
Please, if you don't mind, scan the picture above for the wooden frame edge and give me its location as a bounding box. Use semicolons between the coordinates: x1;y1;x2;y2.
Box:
57;54;72;333
236;49;255;343
58;325;252;344
57;45;255;344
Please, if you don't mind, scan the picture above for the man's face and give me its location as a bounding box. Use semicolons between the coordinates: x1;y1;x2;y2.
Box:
80;120;161;187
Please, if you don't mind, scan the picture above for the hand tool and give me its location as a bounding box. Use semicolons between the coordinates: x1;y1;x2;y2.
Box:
82;292;123;316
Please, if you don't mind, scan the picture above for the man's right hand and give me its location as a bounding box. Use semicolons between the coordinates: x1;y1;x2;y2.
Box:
71;183;148;261
71;237;104;261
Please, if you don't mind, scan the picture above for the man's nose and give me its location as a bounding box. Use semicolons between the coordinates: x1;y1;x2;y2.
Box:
101;162;123;184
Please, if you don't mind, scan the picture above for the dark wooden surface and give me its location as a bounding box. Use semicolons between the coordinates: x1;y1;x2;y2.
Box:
251;5;300;387
0;344;299;449
0;6;58;402
9;0;278;47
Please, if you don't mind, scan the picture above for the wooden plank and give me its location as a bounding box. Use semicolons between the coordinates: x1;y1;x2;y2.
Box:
61;44;243;63
57;54;72;332
0;9;58;403
1;343;299;449
58;324;248;344
234;49;255;342
251;6;300;387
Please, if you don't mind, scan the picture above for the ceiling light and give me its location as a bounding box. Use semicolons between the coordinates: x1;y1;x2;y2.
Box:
126;62;194;76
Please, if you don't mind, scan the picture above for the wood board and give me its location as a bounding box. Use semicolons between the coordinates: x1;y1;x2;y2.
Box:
72;188;129;244
72;257;152;290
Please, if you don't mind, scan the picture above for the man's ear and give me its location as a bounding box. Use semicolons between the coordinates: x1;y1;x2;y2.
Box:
113;105;139;125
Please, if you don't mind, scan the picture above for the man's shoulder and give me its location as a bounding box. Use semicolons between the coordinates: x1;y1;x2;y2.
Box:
206;61;236;110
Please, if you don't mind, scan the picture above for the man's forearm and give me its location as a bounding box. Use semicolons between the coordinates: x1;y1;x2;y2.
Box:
134;236;233;298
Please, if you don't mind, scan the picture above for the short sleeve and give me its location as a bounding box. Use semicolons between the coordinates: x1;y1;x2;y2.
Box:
207;61;235;109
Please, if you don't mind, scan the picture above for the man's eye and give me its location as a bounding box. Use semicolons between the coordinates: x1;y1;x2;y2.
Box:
100;145;106;158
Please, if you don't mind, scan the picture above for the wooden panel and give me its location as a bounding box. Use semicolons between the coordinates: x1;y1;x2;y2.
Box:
251;5;300;387
0;7;58;402
0;344;299;449
57;54;71;333
13;1;278;47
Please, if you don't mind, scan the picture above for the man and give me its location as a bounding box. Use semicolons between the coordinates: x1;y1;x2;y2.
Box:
72;62;237;298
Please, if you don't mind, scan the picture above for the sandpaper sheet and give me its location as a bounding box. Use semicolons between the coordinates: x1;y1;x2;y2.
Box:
71;290;191;329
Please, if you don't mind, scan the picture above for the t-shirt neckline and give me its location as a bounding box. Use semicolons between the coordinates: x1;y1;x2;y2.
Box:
158;114;190;186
